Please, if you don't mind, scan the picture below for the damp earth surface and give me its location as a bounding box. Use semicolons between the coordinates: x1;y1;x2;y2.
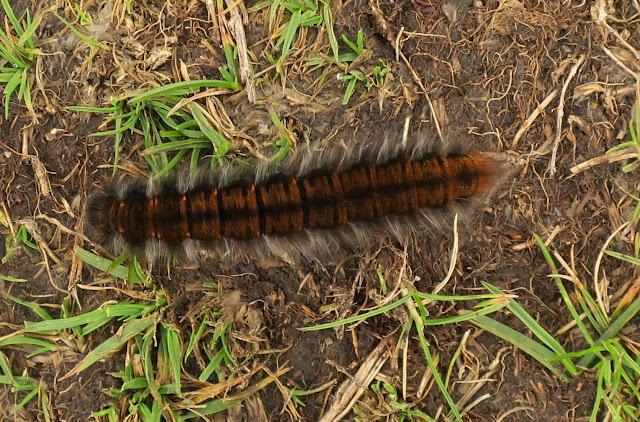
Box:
1;0;639;421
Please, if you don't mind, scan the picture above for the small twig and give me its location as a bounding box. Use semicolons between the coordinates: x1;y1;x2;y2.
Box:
395;26;404;63
512;88;558;149
569;149;640;175
224;0;256;103
601;45;640;81
599;18;640;64
205;0;218;33
593;222;630;318
549;54;586;176
263;366;301;419
319;338;389;422
400;30;447;38
513;225;563;252
496;406;536;422
457;346;506;401
432;214;459;295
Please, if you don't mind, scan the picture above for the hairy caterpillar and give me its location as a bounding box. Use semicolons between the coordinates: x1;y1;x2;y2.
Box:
86;134;502;262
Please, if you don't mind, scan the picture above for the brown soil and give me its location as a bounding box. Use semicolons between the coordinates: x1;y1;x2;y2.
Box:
2;0;640;421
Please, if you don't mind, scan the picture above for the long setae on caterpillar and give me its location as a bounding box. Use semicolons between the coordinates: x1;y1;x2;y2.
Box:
86;134;501;262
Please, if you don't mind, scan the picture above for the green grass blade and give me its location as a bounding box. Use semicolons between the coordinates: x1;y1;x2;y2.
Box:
342;33;359;53
22;308;107;333
17;15;41;48
0;0;24;37
608;141;637;154
413;291;507;302
3;69;22;118
268;0;282;29
163;324;182;396
66;105;121;113
323;1;338;62
6;293;53;321
75;246;132;280
469;315;568;380
278;9;302;64
0;335;54;351
182;398;242;419
0;28;28;66
80;316;114;337
342;76;358;105
184;317;207;361
199;348;226;382
19;70;33;114
0;273;26;282
129;80;228;105
122;377;149;390
300;294;411;331
577;294;640;368
590;362;605;421
407;291;462;421
605;250;640;266
153;148;187;178
12;384;39;413
64;316;155;377
189;104;230;155
484;281;578;376
89;110;139;136
0;351;15;381
53;12;108;50
422;302;507;326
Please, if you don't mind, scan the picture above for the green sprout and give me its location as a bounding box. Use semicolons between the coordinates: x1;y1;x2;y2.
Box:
608;104;640;173
368;60;392;89
3;224;39;264
73;3;93;26
267;102;294;163
267;0;325;77
307;28;393;105
0;0;41;118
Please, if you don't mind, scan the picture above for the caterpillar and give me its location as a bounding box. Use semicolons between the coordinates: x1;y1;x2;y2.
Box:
86;133;502;263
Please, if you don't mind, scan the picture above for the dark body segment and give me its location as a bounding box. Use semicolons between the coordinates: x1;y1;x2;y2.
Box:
187;188;221;240
299;171;347;228
88;154;494;246
256;176;304;234
219;184;260;239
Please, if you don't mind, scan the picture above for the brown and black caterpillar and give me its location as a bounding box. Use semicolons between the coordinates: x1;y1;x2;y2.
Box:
86;134;502;262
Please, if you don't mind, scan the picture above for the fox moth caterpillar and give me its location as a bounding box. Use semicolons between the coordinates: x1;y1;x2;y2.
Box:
86;133;501;262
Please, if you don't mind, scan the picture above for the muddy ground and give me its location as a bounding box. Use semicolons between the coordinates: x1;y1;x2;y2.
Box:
1;0;640;421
